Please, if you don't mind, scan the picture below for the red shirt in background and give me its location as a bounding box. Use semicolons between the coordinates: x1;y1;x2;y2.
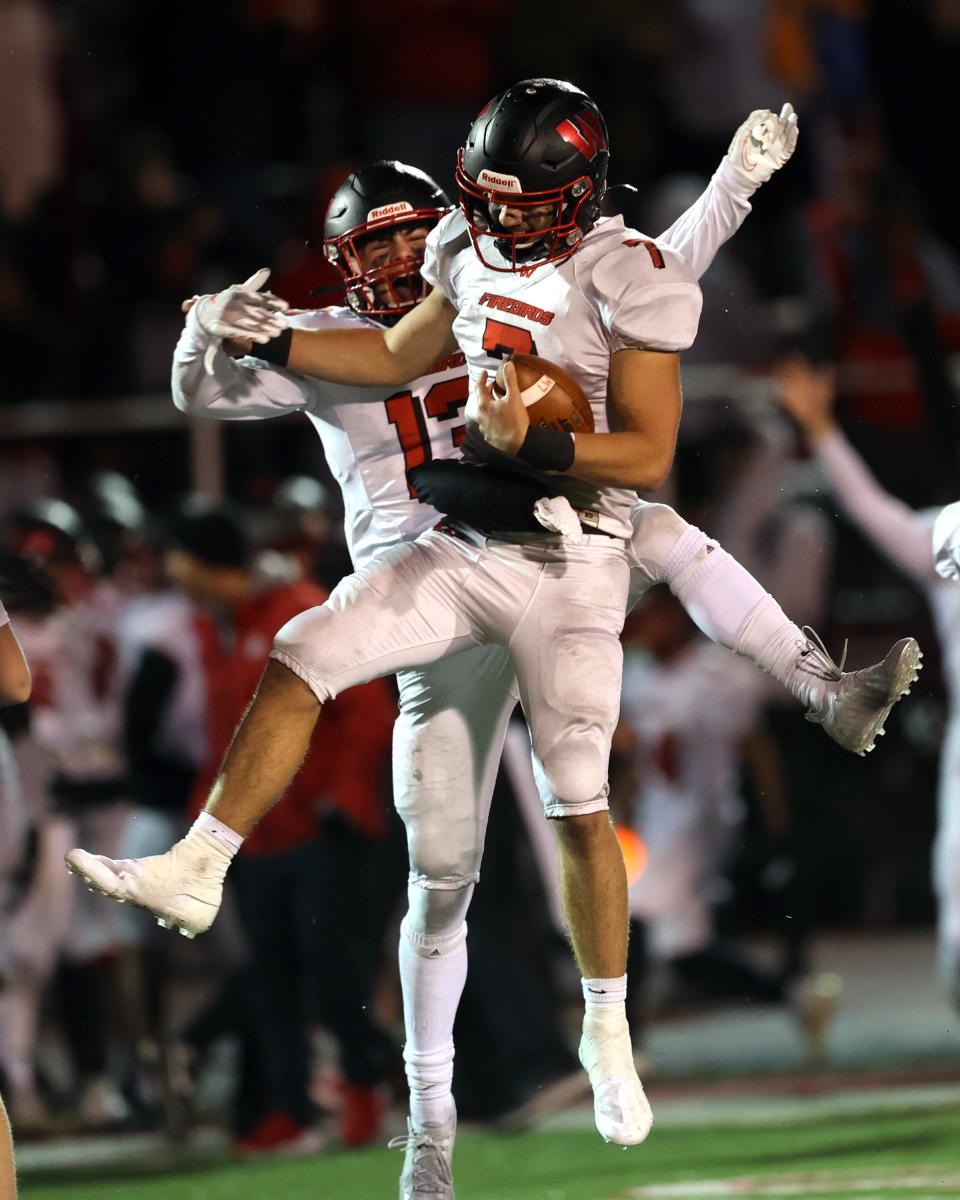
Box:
192;577;396;855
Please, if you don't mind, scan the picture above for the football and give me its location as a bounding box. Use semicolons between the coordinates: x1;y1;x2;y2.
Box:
493;353;595;434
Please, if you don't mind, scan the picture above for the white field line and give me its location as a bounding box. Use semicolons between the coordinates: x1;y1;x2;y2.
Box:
617;1164;960;1197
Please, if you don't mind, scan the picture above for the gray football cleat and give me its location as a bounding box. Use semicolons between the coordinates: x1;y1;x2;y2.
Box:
389;1112;456;1199
800;628;922;756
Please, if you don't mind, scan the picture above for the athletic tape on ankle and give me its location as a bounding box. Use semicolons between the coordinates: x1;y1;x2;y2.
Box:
191;812;244;856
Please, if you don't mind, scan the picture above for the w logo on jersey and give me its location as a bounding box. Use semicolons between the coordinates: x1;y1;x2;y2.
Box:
555;111;606;161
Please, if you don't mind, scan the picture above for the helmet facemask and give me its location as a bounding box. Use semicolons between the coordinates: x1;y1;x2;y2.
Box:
455;151;600;273
323;207;446;323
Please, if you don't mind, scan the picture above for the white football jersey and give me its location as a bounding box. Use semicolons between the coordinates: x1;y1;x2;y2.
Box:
173;306;468;567
421;209;703;536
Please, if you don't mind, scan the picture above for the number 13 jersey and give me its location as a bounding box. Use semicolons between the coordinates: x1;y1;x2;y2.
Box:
172;305;469;568
422;209;703;537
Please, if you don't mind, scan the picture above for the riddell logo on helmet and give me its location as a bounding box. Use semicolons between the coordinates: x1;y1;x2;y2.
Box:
477;169;522;193
367;201;414;222
555;111;605;161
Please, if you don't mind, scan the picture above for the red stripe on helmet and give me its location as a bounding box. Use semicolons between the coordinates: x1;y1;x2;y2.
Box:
555;111;605;161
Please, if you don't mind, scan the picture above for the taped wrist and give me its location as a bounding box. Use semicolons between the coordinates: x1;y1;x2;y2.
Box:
0;598;8;626
517;426;575;473
254;327;292;368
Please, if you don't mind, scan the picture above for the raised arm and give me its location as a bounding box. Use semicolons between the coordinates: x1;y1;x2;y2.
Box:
173;302;318;420
658;105;798;281
283;285;459;386
775;357;938;584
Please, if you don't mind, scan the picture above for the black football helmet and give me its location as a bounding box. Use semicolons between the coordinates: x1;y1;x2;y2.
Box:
456;78;609;272
322;161;451;323
5;499;99;574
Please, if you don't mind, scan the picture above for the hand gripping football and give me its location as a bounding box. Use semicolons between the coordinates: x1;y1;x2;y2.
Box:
493;354;595;434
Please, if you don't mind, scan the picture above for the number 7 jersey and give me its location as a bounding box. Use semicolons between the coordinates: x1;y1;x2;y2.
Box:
422;209;703;536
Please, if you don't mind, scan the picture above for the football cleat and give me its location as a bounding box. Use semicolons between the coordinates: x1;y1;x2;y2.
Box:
798;629;922;756
64;829;231;939
578;1009;653;1147
389;1112;457;1199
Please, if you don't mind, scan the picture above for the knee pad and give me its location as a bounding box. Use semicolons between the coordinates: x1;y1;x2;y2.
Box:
400;910;469;958
404;879;475;941
271;607;336;703
628;504;696;587
534;742;610;817
652;524;771;651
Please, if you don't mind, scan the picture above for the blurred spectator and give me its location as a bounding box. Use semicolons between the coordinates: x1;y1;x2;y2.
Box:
3;501;131;1129
617;587;840;1061
708;409;835;631
0;0;62;221
776;356;960;1005
267;474;351;590
99;517;209;1129
164;498;398;1151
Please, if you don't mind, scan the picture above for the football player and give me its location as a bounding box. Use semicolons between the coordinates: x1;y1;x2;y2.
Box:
777;356;958;1007
67;84;917;1199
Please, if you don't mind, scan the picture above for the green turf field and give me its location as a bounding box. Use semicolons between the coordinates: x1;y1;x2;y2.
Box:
21;1102;960;1200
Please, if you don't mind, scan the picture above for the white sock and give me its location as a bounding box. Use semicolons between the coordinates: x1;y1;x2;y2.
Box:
582;974;628;1008
734;596;833;710
667;540;821;709
399;917;467;1130
190;811;244;857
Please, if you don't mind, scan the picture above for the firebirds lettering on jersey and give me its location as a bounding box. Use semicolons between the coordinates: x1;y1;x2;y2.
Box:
478;293;555;326
173;305;469;568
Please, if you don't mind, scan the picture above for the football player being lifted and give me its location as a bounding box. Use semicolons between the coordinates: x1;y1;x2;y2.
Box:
68;82;919;1199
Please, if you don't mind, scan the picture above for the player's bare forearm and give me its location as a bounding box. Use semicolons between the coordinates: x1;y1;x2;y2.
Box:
0;622;31;706
286;287;459;386
570;347;682;490
569;428;678;491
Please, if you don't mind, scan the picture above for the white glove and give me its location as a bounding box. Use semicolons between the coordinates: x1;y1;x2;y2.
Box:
533;496;584;544
726;103;799;186
193;267;289;343
192;268;289;374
